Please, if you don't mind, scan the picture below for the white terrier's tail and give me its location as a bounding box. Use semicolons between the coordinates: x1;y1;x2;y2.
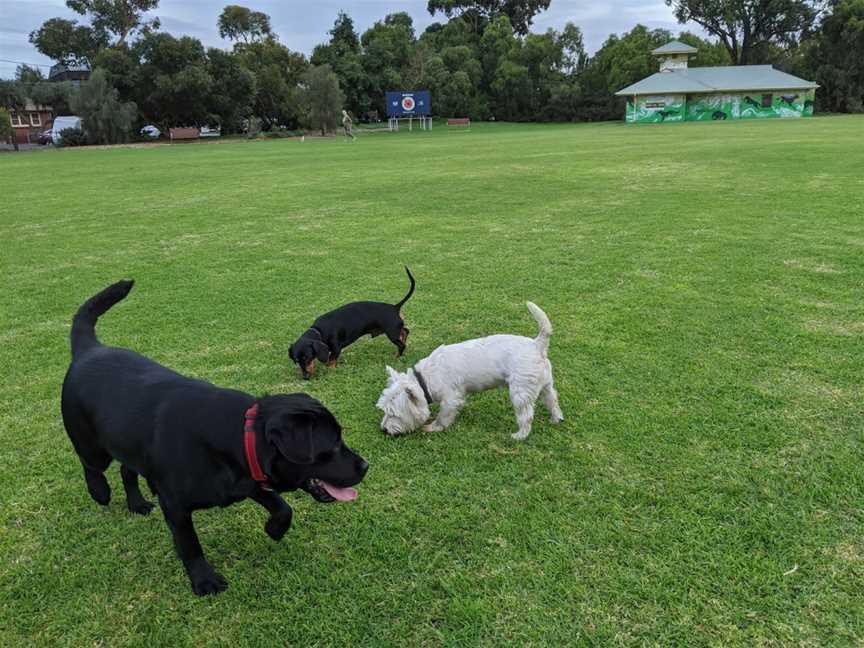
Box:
526;302;552;355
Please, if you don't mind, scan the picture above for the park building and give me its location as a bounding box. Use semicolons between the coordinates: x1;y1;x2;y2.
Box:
615;40;818;124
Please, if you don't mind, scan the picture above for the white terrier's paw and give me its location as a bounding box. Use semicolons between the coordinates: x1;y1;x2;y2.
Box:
511;431;530;441
423;422;444;433
550;413;564;424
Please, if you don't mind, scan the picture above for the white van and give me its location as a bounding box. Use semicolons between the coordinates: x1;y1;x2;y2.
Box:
52;116;83;144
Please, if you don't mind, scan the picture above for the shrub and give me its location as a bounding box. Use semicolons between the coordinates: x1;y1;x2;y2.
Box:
0;108;15;149
300;64;343;136
70;69;137;145
57;127;87;147
245;117;262;139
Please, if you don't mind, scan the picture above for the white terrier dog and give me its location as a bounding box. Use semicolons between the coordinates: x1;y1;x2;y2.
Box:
376;302;563;440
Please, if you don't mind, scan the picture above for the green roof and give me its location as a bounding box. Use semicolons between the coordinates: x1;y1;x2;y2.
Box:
651;40;698;55
615;65;818;96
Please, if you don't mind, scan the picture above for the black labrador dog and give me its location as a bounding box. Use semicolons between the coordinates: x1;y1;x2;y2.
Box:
61;281;368;595
289;266;415;379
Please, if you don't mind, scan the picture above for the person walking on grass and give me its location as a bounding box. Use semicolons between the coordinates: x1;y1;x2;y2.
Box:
342;110;356;141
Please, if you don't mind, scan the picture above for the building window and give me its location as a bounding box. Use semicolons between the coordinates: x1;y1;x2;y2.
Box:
29;112;42;126
761;94;773;108
10;112;24;127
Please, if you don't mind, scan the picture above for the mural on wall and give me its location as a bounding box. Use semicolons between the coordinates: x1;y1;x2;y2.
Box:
735;90;814;119
626;95;686;123
686;94;735;121
659;55;688;71
628;89;815;123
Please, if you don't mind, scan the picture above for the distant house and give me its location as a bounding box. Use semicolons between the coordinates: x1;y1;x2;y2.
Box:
49;63;91;87
9;100;53;144
615;41;818;124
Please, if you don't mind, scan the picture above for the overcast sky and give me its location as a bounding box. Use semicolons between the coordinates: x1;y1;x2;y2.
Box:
0;0;702;79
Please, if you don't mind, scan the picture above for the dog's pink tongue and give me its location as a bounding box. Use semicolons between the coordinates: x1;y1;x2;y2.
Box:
321;481;358;502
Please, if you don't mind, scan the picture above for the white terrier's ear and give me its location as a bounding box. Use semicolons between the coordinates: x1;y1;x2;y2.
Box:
385;366;400;383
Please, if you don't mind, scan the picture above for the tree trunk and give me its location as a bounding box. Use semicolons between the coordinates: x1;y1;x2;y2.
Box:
717;32;739;65
740;41;752;65
740;27;752;65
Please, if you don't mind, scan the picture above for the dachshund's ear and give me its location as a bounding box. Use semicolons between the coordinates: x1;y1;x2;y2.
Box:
312;340;330;363
288;344;295;362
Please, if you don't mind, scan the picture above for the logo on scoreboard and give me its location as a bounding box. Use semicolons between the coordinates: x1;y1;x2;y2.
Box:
386;91;431;117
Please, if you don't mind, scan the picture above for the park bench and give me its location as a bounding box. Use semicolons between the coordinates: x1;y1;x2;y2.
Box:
169;127;200;142
447;117;471;129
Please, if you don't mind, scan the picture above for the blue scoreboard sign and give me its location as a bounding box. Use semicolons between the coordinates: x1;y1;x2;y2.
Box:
386;90;431;117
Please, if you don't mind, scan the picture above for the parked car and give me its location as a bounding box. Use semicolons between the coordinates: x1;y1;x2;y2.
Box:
51;116;83;145
140;124;160;139
37;129;53;145
199;125;221;138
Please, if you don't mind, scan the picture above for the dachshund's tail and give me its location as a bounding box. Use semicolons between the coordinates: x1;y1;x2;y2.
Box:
394;266;416;309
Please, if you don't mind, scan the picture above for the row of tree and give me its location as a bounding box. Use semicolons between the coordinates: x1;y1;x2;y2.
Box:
311;0;863;120
3;0;862;146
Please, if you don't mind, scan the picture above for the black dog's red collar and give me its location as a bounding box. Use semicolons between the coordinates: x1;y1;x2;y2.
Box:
243;403;271;490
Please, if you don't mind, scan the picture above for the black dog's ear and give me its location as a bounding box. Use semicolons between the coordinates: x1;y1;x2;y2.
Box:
288;344;295;362
312;340;330;363
265;413;315;465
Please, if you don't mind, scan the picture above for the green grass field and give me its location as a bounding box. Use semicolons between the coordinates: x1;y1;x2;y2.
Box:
2;117;863;646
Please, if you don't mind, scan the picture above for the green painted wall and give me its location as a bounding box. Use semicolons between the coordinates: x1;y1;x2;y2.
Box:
685;94;735;121
626;95;686;123
625;89;815;124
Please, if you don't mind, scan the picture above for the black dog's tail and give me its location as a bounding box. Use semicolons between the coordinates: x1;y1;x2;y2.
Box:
71;280;134;357
394;266;415;309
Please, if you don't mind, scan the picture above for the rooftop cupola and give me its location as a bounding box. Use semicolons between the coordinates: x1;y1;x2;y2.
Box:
651;40;698;71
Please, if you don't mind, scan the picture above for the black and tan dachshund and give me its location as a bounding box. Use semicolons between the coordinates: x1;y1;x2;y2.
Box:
290;267;416;379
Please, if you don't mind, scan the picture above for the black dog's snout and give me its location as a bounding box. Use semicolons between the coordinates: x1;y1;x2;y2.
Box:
357;459;369;475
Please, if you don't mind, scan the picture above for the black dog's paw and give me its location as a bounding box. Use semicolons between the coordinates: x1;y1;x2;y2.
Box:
265;511;292;541
86;474;111;506
192;572;227;596
90;489;111;506
128;499;156;515
189;563;228;596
